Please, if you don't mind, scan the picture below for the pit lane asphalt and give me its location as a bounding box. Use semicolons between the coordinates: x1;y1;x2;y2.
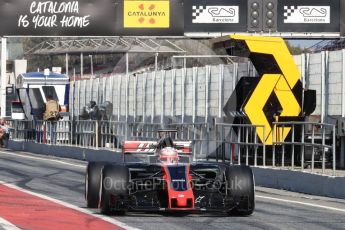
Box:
0;149;344;230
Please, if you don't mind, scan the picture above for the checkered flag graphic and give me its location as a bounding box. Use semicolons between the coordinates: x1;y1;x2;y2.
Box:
192;5;206;20
284;6;297;20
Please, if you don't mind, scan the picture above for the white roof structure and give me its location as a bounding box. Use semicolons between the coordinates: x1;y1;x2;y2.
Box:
26;37;186;56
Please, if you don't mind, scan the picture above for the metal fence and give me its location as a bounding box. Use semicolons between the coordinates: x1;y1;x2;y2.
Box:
10;120;34;141
75;120;97;148
272;121;336;175
6;119;337;175
8;120;72;146
214;123;266;167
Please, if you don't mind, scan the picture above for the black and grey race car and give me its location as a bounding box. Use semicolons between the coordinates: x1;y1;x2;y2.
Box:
85;139;255;216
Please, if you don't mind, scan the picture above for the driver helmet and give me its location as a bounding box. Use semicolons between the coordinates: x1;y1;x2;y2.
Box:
159;147;179;164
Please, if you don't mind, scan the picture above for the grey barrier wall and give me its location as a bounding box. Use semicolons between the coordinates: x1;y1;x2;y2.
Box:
295;50;345;121
253;167;345;199
69;49;345;124
7;140;122;163
70;62;257;123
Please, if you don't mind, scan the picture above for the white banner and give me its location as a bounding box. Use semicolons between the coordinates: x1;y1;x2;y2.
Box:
283;6;330;24
192;5;239;24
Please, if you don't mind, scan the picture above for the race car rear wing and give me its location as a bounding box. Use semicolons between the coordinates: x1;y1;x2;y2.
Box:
122;141;192;154
122;141;156;154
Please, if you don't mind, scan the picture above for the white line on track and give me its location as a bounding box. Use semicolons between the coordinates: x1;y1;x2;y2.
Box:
0;180;140;230
0;151;86;168
0;217;21;230
257;195;345;213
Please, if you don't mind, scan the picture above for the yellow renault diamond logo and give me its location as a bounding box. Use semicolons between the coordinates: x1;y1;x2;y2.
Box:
244;74;301;145
124;0;170;28
231;35;302;145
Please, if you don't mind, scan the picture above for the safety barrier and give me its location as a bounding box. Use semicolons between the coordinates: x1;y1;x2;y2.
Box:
75;120;97;148
7;120;72;145
214;123;266;166
100;121;124;150
4;119;338;175
127;122;162;141
166;123;210;161
273;122;336;176
8;120;35;141
99;121;162;150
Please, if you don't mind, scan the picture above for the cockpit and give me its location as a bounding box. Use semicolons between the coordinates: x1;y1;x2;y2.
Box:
159;147;179;164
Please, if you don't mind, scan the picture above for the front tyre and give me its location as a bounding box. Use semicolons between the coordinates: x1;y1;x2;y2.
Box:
85;162;104;208
99;164;129;215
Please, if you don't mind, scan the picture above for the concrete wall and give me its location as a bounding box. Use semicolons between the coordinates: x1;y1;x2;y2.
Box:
253;167;345;199
327;50;343;116
70;62;257;123
8;140;122;163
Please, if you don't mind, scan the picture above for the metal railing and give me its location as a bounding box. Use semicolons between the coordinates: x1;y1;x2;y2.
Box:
127;123;162;141
8;120;72;145
214;123;266;167
166;123;210;161
8;120;35;141
75;120;97;148
100;121;162;150
100;121;125;150
5;119;338;175
273;121;336;176
168;123;210;141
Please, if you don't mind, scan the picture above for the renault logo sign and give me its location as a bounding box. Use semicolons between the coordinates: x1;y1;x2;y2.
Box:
215;35;304;145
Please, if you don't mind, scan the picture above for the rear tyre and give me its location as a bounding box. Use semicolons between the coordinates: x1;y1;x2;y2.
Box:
99;164;129;215
85;162;104;208
227;165;255;216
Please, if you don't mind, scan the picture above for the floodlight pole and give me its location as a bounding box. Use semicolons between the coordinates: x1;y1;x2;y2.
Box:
125;52;129;75
65;53;69;76
125;52;129;123
1;37;7;118
80;52;83;78
89;55;93;77
155;52;158;71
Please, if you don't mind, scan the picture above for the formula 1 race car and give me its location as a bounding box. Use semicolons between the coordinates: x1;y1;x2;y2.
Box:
85;132;255;216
